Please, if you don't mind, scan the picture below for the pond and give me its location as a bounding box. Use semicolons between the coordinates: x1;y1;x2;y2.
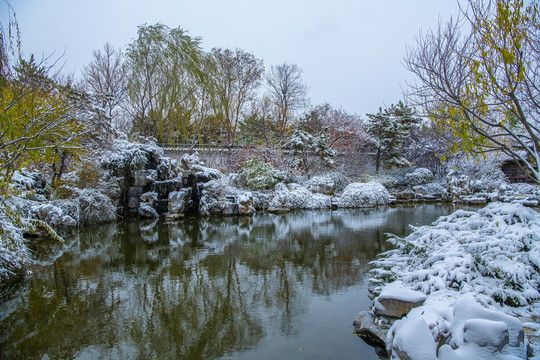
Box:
0;204;467;360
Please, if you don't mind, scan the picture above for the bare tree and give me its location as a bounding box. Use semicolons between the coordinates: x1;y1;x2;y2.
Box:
405;0;540;182
209;48;264;144
266;63;308;136
82;43;126;125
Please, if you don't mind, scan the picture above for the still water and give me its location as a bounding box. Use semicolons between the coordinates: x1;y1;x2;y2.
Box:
0;204;464;360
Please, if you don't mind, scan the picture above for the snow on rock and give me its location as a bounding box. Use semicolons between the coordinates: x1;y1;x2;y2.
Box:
388;316;437;360
237;192;255;215
373;281;427;318
386;294;527;360
139;203;158;219
168;189;191;216
269;183;332;210
100;138;162;174
337;182;390;208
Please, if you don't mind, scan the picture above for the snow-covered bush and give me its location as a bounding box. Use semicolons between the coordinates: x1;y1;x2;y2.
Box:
0;203;29;284
11;170;46;191
239;158;285;190
362;173;398;190
404;168;433;186
76;188;117;226
370;202;540;307
30;204;77;227
446;156;507;196
337;182;390;208
269;183;332;210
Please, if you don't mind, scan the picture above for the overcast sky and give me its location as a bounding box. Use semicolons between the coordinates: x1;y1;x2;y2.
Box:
4;0;461;116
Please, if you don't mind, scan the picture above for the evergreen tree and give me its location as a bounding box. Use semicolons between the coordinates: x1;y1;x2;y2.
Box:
366;101;420;172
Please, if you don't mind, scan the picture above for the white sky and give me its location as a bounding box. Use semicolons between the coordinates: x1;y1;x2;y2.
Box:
3;0;461;116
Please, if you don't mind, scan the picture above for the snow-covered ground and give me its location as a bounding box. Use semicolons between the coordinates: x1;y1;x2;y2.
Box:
369;202;540;359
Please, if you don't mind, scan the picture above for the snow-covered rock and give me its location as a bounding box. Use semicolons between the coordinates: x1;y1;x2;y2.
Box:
337;182;390;208
373;281;427;318
238;192;255;216
168;189;191;216
139;203;159;219
386;294;527;360
367;203;540;358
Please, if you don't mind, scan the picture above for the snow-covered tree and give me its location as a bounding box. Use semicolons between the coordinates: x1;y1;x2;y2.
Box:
81;42;128;131
300;103;371;175
366;101;421;172
285;128;336;174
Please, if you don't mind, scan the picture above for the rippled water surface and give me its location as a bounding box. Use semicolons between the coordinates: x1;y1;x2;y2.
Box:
0;204;466;359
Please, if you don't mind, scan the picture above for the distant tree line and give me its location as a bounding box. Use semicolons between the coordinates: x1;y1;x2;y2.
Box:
6;0;536;184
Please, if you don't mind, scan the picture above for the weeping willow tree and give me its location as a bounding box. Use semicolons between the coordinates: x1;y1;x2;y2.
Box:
405;0;540;182
124;23;206;143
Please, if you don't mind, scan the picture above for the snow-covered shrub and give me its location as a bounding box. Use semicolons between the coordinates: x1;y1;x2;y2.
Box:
446;156;507;195
404;167;433;186
269;183;332;210
239;158;285;190
11;170;46;191
370;202;540;307
0;203;29;284
337;182;390;208
362;173;398;190
508;183;538;195
30;204;77;227
76;188;117;226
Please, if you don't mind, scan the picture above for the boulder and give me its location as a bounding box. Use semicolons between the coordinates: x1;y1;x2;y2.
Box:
373;282;426;319
139;204;159;219
238;193;255;216
157;157;180;181
134;170;150;187
153;179;182;200
222;202;239;215
395;189;415;201
463;319;509;350
168;189;191;215
140;191;158;204
353;311;388;349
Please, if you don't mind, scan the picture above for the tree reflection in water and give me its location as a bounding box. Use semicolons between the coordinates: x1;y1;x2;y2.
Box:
0;204;460;359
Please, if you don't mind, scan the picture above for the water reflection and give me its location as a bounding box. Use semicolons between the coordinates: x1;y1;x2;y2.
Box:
0;204;461;360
